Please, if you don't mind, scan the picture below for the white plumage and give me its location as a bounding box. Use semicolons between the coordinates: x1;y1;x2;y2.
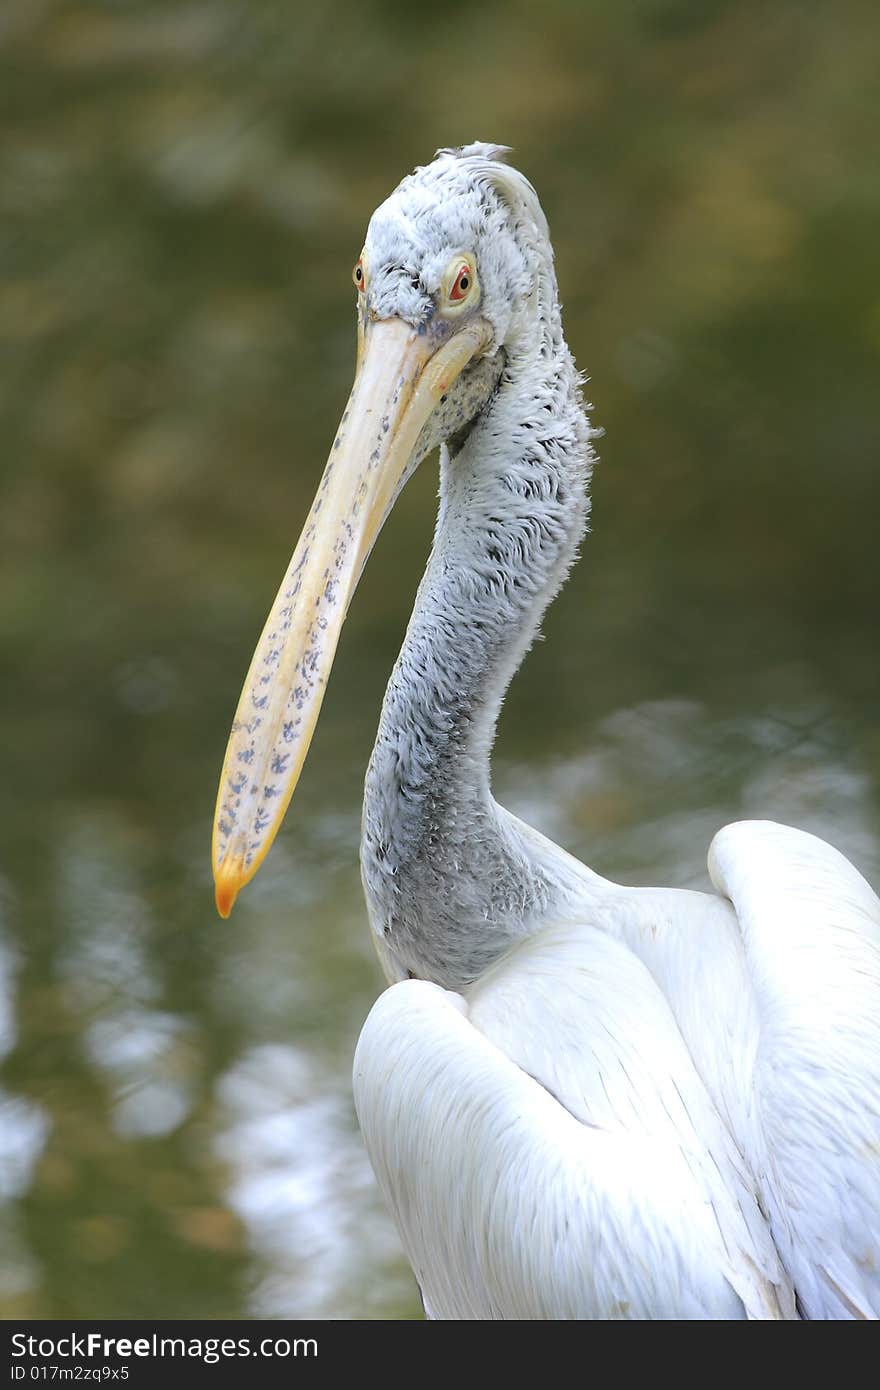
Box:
214;144;880;1319
355;820;880;1318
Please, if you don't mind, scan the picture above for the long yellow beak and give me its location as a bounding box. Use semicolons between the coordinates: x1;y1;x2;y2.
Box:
212;315;492;916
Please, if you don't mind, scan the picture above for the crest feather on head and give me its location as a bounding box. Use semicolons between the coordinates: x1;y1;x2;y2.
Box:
431;142;550;252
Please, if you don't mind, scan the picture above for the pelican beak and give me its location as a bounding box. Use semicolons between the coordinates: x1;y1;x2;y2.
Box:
213;315;492;916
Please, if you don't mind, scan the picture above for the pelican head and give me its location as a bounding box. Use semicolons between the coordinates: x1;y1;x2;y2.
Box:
357;141;545;351
213;143;559;916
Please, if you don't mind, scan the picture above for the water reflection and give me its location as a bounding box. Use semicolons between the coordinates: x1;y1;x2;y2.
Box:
83;1009;196;1140
57;817;160;1013
0;1092;49;1203
215;1044;409;1318
0;930;19;1060
500;693;880;892
0;1091;49;1304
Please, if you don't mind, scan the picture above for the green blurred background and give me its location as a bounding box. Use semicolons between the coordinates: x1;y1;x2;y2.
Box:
1;0;878;1318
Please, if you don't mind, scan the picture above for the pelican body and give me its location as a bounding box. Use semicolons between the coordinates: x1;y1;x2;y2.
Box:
213;145;880;1319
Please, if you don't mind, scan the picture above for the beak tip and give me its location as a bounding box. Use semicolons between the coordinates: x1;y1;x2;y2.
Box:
215;884;236;919
214;851;245;919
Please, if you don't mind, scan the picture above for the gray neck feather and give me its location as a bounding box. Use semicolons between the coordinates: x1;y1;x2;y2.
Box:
361;286;595;988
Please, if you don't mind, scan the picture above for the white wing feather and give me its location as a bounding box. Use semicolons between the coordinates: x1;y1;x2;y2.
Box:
709;820;880;1319
354;927;796;1320
354;818;879;1319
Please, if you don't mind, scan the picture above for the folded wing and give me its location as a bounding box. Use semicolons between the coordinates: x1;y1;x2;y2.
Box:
709;819;880;1319
354;926;796;1320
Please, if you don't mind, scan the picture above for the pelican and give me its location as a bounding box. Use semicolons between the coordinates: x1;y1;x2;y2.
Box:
212;144;880;1319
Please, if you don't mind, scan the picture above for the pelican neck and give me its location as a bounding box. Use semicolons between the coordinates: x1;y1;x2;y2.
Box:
359;325;594;987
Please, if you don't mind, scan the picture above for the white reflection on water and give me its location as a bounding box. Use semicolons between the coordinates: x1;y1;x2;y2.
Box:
54;819;197;1138
214;1044;411;1318
0;1091;49;1202
0;918;20;1061
500;697;879;889
0;897;49;1300
83;1008;196;1139
0;1090;50;1299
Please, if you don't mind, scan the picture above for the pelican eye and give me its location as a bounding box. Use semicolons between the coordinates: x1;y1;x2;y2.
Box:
353;258;365;292
450;264;472;301
440;255;479;315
